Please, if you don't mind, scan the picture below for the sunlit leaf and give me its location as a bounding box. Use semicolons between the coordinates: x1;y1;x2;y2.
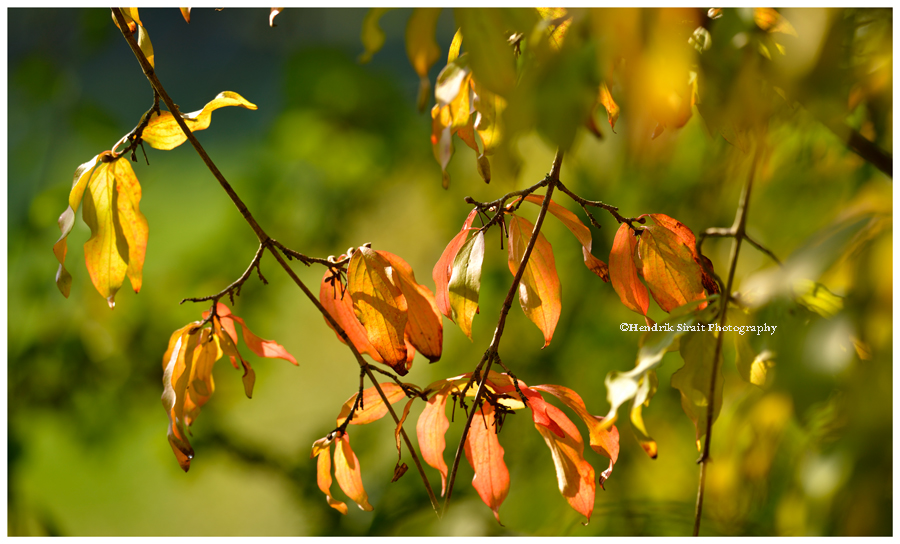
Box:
161;324;200;472
141;91;258;151
313;440;349;514
672;331;721;449
378;251;443;362
319;267;386;364
179;7;190;23
406;8;442;112
336;382;407;427
334;433;374;511
433;209;479;319
609;223;649;316
536;7;571;50
464;403;509;524
507;215;561;348
535;402;596;523
136;23;154;68
647;213;718;295
215;302;298;365
269;8;283;27
416;383;454;496
754;8;798;36
639;216;707;313
53;154;103;298
359;8;392;63
448;230;485;339
599;82;620;132
347;247;410;372
448;28;463;63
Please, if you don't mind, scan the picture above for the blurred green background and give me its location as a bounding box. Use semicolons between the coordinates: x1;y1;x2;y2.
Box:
7;8;892;536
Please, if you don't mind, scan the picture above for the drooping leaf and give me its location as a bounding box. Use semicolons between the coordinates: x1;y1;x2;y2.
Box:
378;251;443;362
598;83;620;132
522;194;609;281
269;8;283;27
55;153;148;308
647;213;718;295
448;230;485;340
179;7;190;23
534;402;596;523
639;217;707;313
140;91;258;151
183;328;222;427
507;215;561;348
212;315;256;398
215;302;298;365
136;23;154;68
406;8;442;112
464;403;509;524
433;209;479;319
609;223;649;316
672;331;722;449
313;439;349;514
395;398;416;459
333;433;374;512
473;81;505;155
347;247;410;372
416;383;454;496
161;324;201;472
359;8;392;63
336;382;407;427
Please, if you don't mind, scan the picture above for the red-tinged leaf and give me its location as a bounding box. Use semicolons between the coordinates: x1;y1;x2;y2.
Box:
648;214;718;295
448;231;485;340
464;403;509;524
347;247;410;372
314;442;349;515
161;324;200;472
213;316;256;398
639;219;707;313
535;402;596;523
209;302;298;365
507;215;561;348
416;384;454;495
522;194;609;281
141;92;258;151
319;269;385;364
334;433;374;511
433;209;479;319
180;7;190;23
183;328;222;427
599;82;620;132
378;251;443;362
336;383;407;427
610;223;649;316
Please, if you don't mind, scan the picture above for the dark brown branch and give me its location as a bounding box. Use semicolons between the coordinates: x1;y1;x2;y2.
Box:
556;180;646;232
442;149;564;517
111;8;441;516
821;116;892;178
181;243;267;306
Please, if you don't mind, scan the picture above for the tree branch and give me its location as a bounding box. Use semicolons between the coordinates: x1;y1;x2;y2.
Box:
442;149;564;518
111;8;441;516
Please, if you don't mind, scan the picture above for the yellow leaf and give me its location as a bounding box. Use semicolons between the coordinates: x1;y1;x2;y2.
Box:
141;91;258;151
448;29;463;63
406;8;442;112
359;8;392;63
754;8;797;36
137;23;154;68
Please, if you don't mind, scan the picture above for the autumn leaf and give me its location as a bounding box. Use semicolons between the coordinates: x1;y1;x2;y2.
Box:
347;247;410;372
319;267;387;364
378;251;443;362
647;213;718;296
336;382;407;427
312;437;349;514
448;230;485;340
334;433;374;511
141;91;258;151
522;194;609;281
609;223;649;317
269;8;283;27
179;8;190;24
754;8;797;36
639;216;707;313
507;215;561;348
599;82;620;132
359;8;392;63
53;152;148;308
672;331;721;449
416;383;454;495
447;28;463;63
464;403;510;524
406;8;442;112
162;302;297;471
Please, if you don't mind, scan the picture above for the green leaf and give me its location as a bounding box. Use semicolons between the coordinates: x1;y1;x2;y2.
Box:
448;230;485;339
672;331;722;449
455;8;518;97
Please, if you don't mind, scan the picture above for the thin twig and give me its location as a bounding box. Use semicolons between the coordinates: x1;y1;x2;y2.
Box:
442;149;564;518
556;180;646;232
181;243;267;305
691;142;761;537
111;8;441;517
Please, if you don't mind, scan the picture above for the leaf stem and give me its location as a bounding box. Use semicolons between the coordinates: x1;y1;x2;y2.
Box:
112;7;441;517
442;149;563;518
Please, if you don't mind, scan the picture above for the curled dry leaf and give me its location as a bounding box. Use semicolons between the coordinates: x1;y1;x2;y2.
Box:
161;302;296;471
141;91;258;150
53;153;148;308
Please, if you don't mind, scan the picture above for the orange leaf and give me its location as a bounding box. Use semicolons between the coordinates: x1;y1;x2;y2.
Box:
314;441;349;515
378;251;443;362
395;398;416;458
161;324;200;472
647;214;718;295
213;302;298;365
508;215;561;348
336;382;407;427
416;383;454;495
347;247;409;372
522;194;609;281
464;404;509;524
639;217;707;313
183;328;222;427
319;269;385;363
179;7;191;23
433;209;479;319
599;82;620;132
534;402;596;523
334;433;374;511
610;223;649;316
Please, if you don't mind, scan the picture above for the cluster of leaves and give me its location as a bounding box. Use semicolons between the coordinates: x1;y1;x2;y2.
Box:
312;371;618;524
